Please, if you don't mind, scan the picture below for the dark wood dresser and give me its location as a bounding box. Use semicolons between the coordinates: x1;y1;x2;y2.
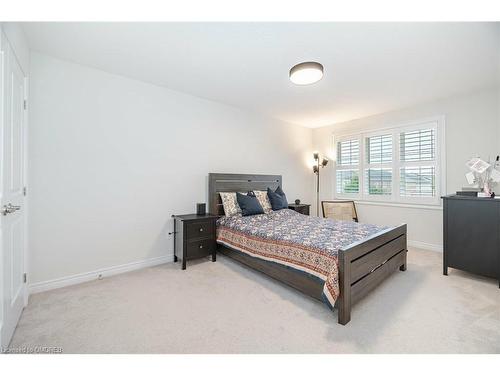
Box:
173;214;218;270
442;195;500;287
288;204;311;215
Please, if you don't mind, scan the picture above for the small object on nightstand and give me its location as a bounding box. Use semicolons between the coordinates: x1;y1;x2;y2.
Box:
294;199;301;205
196;203;206;215
172;213;218;270
288;203;311;216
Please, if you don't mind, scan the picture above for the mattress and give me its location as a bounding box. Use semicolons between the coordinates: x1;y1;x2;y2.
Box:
216;209;387;309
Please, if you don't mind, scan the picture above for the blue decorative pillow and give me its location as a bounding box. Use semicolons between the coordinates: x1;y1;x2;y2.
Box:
275;186;288;202
267;187;288;211
236;192;264;216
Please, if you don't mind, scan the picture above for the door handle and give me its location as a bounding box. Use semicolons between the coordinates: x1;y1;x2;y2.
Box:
1;203;21;216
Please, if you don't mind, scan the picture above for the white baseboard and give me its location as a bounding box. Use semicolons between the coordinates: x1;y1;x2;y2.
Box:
29;254;174;294
28;240;440;293
408;240;442;252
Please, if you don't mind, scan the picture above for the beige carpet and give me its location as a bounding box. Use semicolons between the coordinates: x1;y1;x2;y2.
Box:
9;248;500;353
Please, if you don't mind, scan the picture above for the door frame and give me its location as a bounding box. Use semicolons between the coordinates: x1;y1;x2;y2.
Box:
0;31;4;347
0;30;29;347
22;74;28;308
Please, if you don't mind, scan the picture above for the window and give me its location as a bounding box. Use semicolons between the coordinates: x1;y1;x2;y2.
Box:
365;168;392;195
337;139;359;166
365;134;392;196
336;170;359;194
366;134;392;164
336;139;360;194
399;127;437;198
334;118;444;205
400;166;435;197
400;129;434;162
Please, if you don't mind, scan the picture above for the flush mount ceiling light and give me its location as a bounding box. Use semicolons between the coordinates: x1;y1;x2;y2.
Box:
289;62;324;85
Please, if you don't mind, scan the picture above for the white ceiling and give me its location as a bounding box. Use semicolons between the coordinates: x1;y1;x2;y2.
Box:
22;22;500;128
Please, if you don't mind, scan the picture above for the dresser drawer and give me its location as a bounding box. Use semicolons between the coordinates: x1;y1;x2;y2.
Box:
186;220;215;239
186;238;214;260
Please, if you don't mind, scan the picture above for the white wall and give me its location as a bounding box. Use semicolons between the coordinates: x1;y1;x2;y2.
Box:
0;23;29;74
312;87;500;250
28;52;313;285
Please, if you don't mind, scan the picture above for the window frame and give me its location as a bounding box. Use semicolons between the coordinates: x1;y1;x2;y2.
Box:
333;116;446;206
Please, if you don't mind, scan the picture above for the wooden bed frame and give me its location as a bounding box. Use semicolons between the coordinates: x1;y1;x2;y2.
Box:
209;173;407;325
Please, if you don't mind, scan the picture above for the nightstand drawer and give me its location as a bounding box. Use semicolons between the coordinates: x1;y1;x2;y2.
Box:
186;220;215;239
186;238;214;259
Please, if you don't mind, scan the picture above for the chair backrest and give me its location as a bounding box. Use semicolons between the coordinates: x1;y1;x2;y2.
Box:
321;200;358;222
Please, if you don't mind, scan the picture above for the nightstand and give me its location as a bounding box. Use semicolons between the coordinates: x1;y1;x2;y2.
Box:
288;204;311;215
172;213;218;270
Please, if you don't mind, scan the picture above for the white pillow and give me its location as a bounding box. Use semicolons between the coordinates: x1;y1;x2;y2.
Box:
219;192;242;217
254;190;273;214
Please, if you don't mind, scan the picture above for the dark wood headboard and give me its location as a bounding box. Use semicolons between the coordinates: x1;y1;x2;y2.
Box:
208;173;282;216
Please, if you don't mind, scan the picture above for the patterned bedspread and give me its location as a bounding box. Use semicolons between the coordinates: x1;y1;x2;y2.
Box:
216;209;388;310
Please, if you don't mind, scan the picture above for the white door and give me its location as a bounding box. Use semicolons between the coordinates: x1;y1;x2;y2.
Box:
0;36;27;348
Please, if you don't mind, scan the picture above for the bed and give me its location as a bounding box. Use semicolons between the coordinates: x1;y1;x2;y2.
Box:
209;173;407;325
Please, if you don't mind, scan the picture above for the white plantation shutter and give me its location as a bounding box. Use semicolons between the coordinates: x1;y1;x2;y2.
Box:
336;170;359;194
365;168;392;195
337;139;359;166
336;139;360;195
400;166;435;197
334;118;442;205
365;134;392;196
399;126;437;198
400;128;435;161
366;134;392;164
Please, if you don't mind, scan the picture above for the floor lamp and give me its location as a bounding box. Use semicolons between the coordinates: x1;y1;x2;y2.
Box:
313;152;329;216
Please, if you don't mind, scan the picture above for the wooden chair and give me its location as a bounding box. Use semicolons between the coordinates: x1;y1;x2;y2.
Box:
321;200;358;222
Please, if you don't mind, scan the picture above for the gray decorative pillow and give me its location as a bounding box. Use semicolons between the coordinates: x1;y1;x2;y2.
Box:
253;190;273;214
219;192;242;217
